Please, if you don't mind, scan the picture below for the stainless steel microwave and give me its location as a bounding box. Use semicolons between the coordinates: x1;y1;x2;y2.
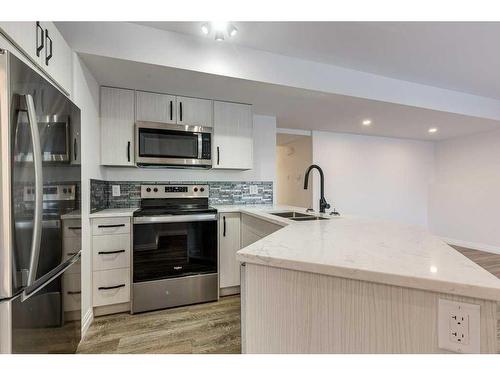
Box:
135;121;212;168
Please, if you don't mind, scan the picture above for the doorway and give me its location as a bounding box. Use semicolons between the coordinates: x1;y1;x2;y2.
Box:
276;133;313;208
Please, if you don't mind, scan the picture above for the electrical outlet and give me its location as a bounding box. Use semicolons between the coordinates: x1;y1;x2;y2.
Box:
249;185;258;195
112;185;121;197
438;299;480;353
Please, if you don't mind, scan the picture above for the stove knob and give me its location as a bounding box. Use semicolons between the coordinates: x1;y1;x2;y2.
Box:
146;187;151;193
153;187;158;193
200;187;205;192
63;188;67;194
68;188;72;194
193;187;198;192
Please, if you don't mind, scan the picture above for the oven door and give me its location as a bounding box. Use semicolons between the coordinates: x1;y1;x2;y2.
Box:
14;114;69;163
133;214;217;283
135;121;212;167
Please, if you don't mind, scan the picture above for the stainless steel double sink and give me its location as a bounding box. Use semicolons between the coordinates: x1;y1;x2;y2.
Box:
270;211;329;221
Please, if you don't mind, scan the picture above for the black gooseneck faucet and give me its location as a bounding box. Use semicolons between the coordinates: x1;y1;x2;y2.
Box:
303;164;330;213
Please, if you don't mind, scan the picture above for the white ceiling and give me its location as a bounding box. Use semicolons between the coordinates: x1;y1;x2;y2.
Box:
135;22;500;100
80;53;500;141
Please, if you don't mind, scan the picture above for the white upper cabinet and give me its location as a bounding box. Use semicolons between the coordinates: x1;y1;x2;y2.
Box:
0;22;72;96
38;22;73;96
136;90;176;123
176;96;213;127
100;87;135;166
212;101;253;170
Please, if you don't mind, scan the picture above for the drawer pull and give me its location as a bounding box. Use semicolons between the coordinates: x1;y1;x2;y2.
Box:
98;284;125;291
97;224;126;228
67;291;81;295
68;226;81;230
98;249;126;255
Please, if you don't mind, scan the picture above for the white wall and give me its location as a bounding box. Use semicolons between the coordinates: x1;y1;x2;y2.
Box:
71;53;103;327
276;136;313;208
105;114;276;184
312;131;435;227
429;129;500;252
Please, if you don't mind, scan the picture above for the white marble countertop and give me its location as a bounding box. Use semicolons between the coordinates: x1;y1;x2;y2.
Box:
89;208;138;218
227;205;500;301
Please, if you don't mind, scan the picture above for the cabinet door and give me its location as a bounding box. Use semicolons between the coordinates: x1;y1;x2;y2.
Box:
136;90;176;123
176;96;213;127
212;101;253;170
219;213;241;289
100;87;135;166
0;22;40;64
39;22;73;96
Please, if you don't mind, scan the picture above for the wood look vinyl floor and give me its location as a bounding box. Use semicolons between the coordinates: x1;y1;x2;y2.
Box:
77;295;241;354
78;246;500;354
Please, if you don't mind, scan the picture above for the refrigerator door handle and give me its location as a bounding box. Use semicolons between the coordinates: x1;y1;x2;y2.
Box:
22;251;81;302
24;94;44;287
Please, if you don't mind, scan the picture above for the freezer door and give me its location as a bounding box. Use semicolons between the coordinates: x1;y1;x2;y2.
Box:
0;253;81;354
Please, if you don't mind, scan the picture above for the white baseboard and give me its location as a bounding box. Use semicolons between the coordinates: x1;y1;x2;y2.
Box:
81;308;94;339
441;237;500;255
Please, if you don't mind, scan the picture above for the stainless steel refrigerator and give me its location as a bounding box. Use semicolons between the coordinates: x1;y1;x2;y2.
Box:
0;49;82;353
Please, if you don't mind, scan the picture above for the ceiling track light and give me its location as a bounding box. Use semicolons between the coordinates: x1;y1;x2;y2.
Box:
201;22;238;40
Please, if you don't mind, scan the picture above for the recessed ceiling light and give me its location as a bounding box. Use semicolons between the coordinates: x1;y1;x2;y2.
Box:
201;22;237;40
362;119;372;126
428;127;438;134
201;23;210;35
227;24;238;37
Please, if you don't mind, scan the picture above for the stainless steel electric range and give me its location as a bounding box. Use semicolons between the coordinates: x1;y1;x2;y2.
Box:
131;184;218;314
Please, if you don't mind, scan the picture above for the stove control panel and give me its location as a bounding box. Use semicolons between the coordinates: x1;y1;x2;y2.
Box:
23;184;76;201
141;184;209;199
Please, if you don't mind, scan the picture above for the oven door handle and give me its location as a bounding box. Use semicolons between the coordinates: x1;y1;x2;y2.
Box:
133;213;217;224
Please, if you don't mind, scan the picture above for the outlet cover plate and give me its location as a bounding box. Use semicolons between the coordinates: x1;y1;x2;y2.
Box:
438;299;480;353
112;185;121;197
249;185;258;195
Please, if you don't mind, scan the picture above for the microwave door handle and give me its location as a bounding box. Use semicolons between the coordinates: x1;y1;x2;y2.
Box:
197;133;203;159
24;94;44;287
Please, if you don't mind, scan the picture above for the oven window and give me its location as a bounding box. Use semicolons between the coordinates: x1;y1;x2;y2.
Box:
139;128;199;159
133;221;217;282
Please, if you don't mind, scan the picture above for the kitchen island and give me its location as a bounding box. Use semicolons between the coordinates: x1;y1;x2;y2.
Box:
232;206;500;354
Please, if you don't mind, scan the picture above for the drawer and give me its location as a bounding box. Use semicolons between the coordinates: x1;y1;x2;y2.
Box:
93;268;130;307
93;234;131;271
63;219;82;238
92;217;130;236
63;272;81;312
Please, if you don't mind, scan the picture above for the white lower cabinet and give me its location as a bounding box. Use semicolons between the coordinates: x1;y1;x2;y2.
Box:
91;217;131;313
92;268;131;307
61;218;81;313
219;213;241;290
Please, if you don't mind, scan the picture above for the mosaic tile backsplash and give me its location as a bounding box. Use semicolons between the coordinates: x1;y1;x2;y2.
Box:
90;179;273;212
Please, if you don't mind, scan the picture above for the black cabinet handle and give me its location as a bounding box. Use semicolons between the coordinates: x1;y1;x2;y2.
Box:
68;226;81;230
73;138;77;161
67;291;81;295
44;29;52;66
36;22;44;57
223;216;226;237
179;101;183;122
98;224;125;228
98;284;125;291
169;100;173;121
98;249;126;255
217;146;220;165
127;141;131;162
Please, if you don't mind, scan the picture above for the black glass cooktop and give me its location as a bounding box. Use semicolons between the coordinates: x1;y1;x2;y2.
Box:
133;206;217;217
